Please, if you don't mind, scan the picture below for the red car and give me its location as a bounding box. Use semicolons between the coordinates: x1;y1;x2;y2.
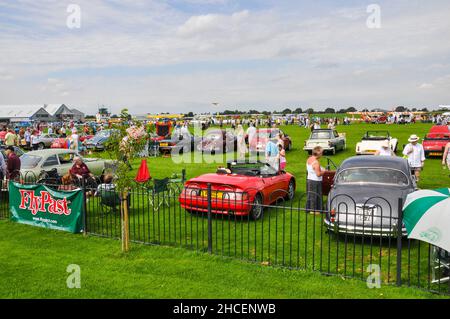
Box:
423;125;450;157
248;128;292;153
179;161;296;220
50;135;94;149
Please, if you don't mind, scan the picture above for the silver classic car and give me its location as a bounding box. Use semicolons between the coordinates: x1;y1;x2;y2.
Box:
303;129;346;155
34;133;60;149
325;156;417;237
19;149;114;181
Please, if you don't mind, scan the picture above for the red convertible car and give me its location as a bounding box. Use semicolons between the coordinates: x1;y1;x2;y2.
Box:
179;161;296;220
423;125;450;157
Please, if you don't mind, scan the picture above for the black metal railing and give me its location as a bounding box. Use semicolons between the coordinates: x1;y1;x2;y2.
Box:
1;177;449;296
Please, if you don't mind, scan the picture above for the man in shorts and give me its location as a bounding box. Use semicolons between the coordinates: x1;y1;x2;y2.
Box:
402;134;425;182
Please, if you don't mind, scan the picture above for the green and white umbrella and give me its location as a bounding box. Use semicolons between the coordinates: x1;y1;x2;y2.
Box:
403;188;450;251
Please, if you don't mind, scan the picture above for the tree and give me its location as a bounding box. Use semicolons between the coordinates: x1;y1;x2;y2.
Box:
293;108;303;114
346;107;357;112
104;109;149;252
282;108;292;115
305;108;314;114
420;108;429;112
395;106;408;112
324;108;336;114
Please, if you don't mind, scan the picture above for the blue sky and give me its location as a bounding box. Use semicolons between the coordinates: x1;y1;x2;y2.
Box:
0;0;449;114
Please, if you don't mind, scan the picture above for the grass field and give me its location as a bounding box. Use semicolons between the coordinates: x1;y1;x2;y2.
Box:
94;122;447;191
0;221;445;299
1;121;449;298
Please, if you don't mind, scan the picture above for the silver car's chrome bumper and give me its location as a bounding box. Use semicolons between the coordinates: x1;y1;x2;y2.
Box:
324;219;407;237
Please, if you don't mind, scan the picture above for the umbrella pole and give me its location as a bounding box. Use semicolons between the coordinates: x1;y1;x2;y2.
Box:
396;198;403;286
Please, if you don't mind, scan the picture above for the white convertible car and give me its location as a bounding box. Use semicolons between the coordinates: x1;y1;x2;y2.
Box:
355;131;398;155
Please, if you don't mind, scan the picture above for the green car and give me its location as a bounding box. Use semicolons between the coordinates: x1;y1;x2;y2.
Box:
20;149;114;181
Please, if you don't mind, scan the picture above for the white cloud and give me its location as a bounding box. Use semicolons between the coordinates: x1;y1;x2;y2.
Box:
0;1;450;113
419;83;434;89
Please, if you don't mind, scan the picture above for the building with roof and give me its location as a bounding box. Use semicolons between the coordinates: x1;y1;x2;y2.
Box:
43;104;76;121
71;108;85;122
0;105;54;125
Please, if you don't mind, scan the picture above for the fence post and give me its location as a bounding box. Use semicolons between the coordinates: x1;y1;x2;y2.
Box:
396;197;403;287
82;179;88;237
181;169;186;184
207;183;213;254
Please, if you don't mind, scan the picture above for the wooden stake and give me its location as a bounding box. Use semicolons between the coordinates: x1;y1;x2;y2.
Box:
121;190;130;252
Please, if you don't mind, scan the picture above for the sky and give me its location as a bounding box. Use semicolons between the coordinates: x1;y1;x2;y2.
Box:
0;0;450;114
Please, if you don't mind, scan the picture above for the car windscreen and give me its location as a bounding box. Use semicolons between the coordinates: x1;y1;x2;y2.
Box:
425;135;450;140
336;168;409;186
20;154;42;169
310;131;332;139
364;132;388;140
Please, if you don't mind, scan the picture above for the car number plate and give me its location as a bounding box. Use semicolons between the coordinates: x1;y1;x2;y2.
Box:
200;190;223;199
356;207;373;222
429;152;442;156
160;143;169;147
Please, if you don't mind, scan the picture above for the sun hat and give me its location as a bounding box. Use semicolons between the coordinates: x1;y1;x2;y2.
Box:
408;134;420;142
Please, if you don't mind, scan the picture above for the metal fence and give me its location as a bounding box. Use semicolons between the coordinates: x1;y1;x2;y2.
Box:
1;177;449;296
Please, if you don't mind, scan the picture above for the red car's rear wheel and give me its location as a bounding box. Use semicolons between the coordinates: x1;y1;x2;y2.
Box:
250;194;263;220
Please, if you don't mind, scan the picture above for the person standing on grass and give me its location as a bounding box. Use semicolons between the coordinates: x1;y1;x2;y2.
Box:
5;146;20;181
24;128;31;150
236;124;247;161
265;139;279;171
5;129;17;147
246;123;257;148
30;130;40;151
70;128;80;155
277;144;286;171
403;134;425;182
306;146;326;215
442;142;450;170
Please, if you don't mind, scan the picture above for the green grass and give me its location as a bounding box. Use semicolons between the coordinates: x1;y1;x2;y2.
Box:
0;221;445;299
83;122;449;289
2;122;449;298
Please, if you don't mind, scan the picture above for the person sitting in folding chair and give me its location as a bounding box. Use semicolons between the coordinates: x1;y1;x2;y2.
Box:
69;156;98;194
95;173;121;214
148;178;171;211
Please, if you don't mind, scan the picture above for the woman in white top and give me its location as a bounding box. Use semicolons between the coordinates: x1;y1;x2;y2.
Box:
306;146;326;214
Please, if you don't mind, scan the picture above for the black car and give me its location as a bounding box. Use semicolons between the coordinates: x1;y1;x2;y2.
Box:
326;156;417;237
196;129;237;154
158;133;201;154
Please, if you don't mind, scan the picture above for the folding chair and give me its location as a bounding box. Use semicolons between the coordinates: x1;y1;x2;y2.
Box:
148;178;170;211
98;188;121;214
432;247;449;284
